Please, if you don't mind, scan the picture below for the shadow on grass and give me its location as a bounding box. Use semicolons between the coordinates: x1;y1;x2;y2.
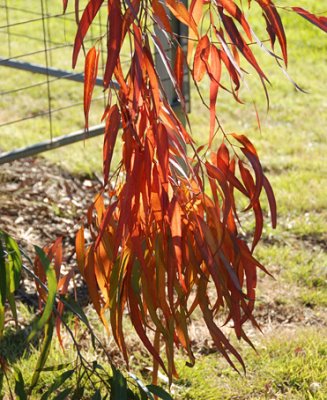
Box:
0;323;37;366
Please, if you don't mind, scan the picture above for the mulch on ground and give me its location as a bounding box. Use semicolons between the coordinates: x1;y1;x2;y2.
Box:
0;156;101;256
0;156;325;345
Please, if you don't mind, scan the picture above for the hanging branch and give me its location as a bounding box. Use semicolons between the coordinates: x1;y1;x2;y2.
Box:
61;0;327;384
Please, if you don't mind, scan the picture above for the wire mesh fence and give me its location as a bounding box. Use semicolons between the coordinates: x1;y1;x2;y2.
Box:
0;0;189;166
0;0;113;164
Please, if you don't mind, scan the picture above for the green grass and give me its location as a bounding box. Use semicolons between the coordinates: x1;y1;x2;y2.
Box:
1;0;327;399
174;329;327;400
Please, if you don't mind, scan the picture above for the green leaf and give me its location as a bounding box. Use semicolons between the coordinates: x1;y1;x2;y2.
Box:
0;370;3;398
40;362;72;372
0;239;6;336
53;387;73;400
5;234;22;324
28;246;57;342
146;385;173;400
4;234;22;289
110;366;128;400
91;389;102;400
14;368;27;400
127;388;140;400
128;373;154;400
60;296;95;348
0;232;23;331
41;369;74;400
71;386;85;400
29;318;54;393
61;297;90;328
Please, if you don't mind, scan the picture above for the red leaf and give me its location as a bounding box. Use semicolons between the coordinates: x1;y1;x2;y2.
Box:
257;0;287;65
84;47;100;129
188;0;203;56
103;0;123;88
220;13;268;81
174;46;184;93
292;7;327;33
63;0;68;13
72;0;104;68
76;226;85;275
232;133;263;204
103;105;121;186
152;0;172;34
128;284;168;375
170;199;187;292
84;246;102;317
231;133;258;156
156;124;169;190
209;45;221;147
166;0;198;39
263;175;277;228
143;47;161;113
193;35;210;82
217;0;252;40
238;162;263;251
219;49;240;91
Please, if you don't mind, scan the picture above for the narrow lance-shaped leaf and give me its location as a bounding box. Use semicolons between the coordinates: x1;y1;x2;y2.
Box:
84;47;100;129
217;0;252;40
72;0;104;67
110;366;128;400
220;13;268;81
29;318;54;393
146;385;173;400
63;0;68;13
104;0;123;88
14;368;27;400
28;247;57;341
208;45;222;147
103;105;121;186
165;0;198;39
193;35;210;82
292;7;327;33
152;0;172;34
256;0;287;65
4;234;22;327
174;45;184;94
0;238;6;336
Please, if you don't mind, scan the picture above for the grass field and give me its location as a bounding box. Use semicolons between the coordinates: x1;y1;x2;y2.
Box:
0;0;327;399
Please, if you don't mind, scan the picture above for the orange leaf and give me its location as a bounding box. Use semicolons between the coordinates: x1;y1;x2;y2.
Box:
166;0;198;39
170;199;187;292
84;246;102;317
209;45;221;147
103;105;121;186
217;0;252;40
152;0;172;34
220;13;268;81
174;46;184;93
84;47;100;129
72;0;104;68
75;226;85;276
193;35;210;82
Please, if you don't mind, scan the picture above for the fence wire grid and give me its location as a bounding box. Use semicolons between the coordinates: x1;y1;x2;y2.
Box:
0;0;117;164
0;0;189;165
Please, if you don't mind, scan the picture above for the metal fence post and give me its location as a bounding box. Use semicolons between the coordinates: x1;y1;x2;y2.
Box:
154;0;190;121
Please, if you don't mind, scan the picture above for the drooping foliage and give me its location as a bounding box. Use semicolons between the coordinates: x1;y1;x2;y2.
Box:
62;0;326;382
